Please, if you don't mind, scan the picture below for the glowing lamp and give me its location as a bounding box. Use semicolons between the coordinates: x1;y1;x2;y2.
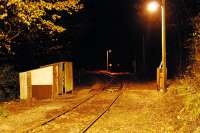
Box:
147;1;159;13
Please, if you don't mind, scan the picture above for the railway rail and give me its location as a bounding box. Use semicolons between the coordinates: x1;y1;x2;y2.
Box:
80;81;125;133
25;75;125;133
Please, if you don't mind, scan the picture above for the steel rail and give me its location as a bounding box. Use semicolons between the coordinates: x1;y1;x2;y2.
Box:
80;81;125;133
24;75;117;133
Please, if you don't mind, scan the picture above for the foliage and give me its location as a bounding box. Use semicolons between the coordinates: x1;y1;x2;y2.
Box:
0;0;83;52
183;12;200;127
192;14;200;62
0;64;19;99
168;12;200;132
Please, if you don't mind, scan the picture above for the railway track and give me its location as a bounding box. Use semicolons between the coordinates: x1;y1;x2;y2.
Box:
80;81;124;133
25;76;125;133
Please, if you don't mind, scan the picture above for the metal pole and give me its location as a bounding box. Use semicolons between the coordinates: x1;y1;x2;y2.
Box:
142;35;146;74
161;0;167;92
106;50;109;70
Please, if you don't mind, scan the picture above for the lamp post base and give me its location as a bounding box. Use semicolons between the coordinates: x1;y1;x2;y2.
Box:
157;67;167;92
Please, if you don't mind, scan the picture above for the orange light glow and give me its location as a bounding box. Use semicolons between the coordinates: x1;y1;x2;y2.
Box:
147;1;159;13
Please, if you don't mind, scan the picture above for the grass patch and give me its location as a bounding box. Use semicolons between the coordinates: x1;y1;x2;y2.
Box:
184;92;200;121
0;106;9;117
167;79;200;132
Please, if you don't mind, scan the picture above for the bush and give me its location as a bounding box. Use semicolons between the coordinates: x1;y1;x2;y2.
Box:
0;64;19;100
184;92;200;120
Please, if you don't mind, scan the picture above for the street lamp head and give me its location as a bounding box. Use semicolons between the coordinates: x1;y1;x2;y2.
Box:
147;1;159;13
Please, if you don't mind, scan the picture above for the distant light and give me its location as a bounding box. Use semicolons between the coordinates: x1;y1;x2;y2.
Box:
147;1;159;13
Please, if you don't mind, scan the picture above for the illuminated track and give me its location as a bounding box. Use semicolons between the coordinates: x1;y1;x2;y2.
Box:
25;92;99;132
25;75;124;133
80;81;125;133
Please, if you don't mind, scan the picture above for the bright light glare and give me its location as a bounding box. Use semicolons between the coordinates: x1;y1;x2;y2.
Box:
147;1;159;13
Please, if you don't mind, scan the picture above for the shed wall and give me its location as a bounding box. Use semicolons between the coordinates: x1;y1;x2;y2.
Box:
64;62;73;92
19;62;73;100
31;66;53;85
19;72;32;99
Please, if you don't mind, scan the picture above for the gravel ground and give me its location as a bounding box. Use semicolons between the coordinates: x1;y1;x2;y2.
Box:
87;82;182;133
88;90;165;133
31;89;121;133
0;88;93;133
0;81;183;133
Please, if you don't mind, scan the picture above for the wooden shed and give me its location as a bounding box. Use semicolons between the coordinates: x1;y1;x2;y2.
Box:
19;62;73;99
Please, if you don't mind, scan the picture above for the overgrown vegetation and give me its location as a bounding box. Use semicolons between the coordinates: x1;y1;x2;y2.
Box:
167;12;200;132
183;12;200;123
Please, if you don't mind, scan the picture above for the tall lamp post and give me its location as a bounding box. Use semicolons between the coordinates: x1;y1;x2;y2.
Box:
147;0;167;92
